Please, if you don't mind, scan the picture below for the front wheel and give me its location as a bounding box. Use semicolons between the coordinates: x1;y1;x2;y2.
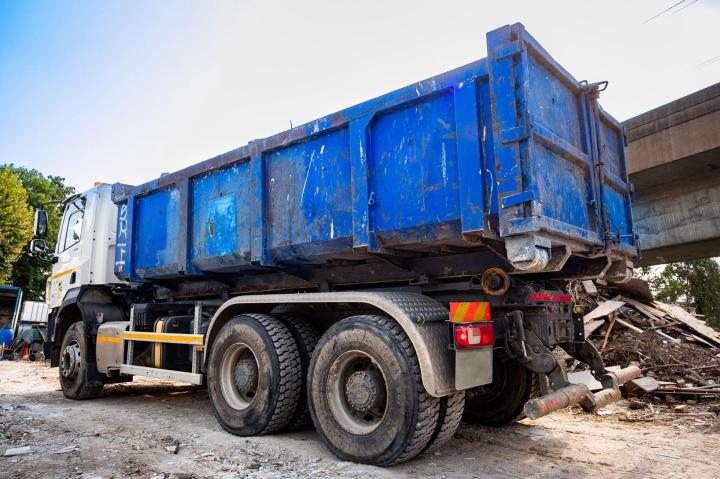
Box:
308;315;441;466
59;322;104;400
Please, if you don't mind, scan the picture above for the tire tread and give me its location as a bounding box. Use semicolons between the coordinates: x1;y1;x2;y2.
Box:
240;314;303;435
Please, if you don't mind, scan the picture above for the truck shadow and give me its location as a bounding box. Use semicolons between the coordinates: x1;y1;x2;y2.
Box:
94;381;592;477
6;376;592;478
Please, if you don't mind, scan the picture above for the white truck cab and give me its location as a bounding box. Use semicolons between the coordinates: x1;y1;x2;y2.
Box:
45;184;120;309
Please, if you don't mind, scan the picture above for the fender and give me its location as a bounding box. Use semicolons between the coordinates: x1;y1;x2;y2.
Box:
47;285;126;367
203;291;459;397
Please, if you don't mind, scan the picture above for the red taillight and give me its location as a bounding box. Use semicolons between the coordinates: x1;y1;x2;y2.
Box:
454;323;495;348
530;292;572;303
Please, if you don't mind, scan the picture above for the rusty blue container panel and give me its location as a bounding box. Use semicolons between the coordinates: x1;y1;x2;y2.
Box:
113;23;636;285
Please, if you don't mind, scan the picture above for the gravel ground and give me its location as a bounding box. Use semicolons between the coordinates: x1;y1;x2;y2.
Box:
1;360;719;478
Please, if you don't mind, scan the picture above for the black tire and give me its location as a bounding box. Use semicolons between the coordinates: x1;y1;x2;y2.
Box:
276;313;320;431
308;315;441;466
207;314;302;436
423;391;465;453
463;356;538;427
59;322;104;400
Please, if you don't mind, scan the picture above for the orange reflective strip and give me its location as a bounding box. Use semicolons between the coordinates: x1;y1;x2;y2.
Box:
465;302;480;321
50;266;79;280
123;331;204;344
97;336;122;343
449;302;491;322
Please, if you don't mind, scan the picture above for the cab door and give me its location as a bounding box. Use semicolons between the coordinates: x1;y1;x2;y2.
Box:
48;198;85;309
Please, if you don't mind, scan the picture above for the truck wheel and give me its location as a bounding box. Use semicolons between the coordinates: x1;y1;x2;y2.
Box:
463;356;538;427
276;314;320;431
308;315;440;466
59;322;104;400
423;391;465;453
207;314;302;435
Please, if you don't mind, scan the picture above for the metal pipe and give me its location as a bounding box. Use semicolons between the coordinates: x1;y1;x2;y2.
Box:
524;384;593;420
611;365;642;385
593;387;622;409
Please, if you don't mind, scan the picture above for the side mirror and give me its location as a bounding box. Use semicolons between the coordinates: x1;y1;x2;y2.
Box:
29;238;47;255
34;210;48;238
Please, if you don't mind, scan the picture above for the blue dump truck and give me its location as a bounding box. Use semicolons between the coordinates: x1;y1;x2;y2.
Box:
28;23;641;465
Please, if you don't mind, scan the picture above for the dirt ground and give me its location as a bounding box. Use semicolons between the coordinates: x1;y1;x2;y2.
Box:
1;361;718;479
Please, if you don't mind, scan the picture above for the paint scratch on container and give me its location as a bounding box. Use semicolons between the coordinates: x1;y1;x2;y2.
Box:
300;153;315;205
441;142;448;185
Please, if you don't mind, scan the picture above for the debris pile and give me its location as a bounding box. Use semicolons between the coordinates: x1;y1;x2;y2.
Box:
569;278;720;402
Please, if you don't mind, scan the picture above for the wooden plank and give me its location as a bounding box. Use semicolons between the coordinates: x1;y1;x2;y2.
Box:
582;280;598;295
601;314;617;351
583;300;625;322
606;277;654;301
628;376;660;393
615;317;644;334
618;296;668;322
652;301;720;347
584;319;606;336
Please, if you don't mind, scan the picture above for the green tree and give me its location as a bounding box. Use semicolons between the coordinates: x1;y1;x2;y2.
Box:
0;168;34;283
2;165;75;300
645;259;720;328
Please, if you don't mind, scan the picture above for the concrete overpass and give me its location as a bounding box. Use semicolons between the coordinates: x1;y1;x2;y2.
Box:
625;82;720;266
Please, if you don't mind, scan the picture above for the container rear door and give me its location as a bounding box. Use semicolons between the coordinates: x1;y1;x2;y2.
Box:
486;23;636;255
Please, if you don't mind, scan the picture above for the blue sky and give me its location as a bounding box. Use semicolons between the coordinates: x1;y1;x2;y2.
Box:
1;0;719;191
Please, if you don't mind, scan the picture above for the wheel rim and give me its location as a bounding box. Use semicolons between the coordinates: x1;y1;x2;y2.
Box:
220;342;259;410
61;341;81;379
326;350;388;435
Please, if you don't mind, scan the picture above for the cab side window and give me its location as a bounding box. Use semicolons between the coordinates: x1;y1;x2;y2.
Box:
58;200;85;253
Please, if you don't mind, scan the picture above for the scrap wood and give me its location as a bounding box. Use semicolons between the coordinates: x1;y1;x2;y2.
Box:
585;319;605;337
614;317;644;334
601;314;617;350
652;301;720;348
655;329;681;343
582;280;598;295
584;300;625;322
627;376;660;392
618;296;668;322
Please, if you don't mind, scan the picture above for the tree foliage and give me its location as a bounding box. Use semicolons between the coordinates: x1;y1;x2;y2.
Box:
642;259;720;328
0;168;34;283
2;165;75;300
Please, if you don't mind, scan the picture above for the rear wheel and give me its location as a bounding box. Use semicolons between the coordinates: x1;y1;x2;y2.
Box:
423;391;465;453
207;314;302;435
276;313;320;431
59;322;104;400
308;315;440;466
463;356;537;427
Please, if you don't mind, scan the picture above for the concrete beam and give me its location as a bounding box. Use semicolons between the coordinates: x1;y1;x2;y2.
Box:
625;106;720;177
624;82;720;265
633;169;720;266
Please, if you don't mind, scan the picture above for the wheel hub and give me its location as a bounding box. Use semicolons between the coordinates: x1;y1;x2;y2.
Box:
61;342;81;379
234;358;258;394
345;370;384;413
220;342;259;411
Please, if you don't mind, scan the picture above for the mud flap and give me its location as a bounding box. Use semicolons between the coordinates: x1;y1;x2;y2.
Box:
455;347;493;390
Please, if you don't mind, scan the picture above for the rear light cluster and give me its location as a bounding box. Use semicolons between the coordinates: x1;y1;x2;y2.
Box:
450;302;495;349
454;323;495;348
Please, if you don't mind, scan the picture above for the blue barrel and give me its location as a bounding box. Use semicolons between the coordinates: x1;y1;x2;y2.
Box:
0;328;13;347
